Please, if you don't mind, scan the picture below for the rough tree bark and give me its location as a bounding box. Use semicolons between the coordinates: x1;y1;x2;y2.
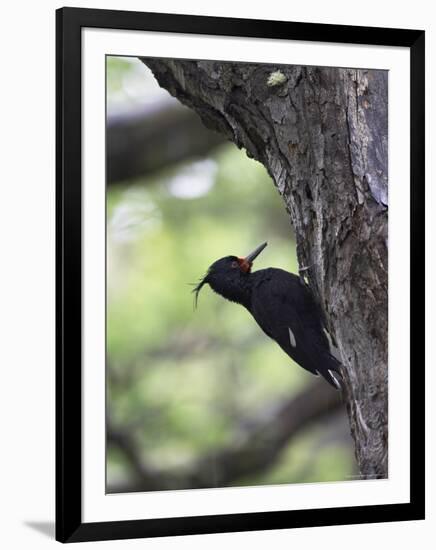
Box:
141;59;388;479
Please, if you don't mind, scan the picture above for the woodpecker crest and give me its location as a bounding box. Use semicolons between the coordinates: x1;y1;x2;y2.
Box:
194;242;343;389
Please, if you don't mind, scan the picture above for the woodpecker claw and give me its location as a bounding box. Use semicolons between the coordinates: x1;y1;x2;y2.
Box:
299;262;319;284
299;265;311;284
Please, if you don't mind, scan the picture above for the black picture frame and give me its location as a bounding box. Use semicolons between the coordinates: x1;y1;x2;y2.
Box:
56;7;425;543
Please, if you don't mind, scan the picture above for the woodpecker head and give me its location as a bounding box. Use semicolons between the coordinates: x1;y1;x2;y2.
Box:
193;242;267;307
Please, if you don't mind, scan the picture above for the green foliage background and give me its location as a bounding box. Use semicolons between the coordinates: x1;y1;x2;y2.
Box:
106;57;355;491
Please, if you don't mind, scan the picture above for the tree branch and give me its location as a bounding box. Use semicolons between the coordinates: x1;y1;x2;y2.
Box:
107;101;226;184
107;379;343;493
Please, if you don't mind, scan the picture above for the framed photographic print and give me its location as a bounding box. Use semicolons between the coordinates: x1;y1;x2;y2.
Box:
56;7;425;543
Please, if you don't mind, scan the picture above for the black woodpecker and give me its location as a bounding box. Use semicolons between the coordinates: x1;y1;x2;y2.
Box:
193;242;343;389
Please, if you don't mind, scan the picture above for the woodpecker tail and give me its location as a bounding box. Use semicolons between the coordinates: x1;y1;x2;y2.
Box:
319;353;343;390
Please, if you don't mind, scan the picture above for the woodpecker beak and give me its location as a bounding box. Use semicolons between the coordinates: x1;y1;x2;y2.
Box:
239;242;268;272
244;242;268;264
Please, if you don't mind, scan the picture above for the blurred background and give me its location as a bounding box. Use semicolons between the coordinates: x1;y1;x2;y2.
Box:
106;56;356;493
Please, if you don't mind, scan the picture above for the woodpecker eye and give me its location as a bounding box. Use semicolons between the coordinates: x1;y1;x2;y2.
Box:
231;261;239;268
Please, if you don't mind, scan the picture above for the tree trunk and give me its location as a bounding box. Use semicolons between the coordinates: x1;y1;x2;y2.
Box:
141;58;388;479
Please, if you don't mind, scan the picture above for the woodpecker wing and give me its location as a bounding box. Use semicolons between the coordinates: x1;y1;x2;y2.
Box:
249;268;342;389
